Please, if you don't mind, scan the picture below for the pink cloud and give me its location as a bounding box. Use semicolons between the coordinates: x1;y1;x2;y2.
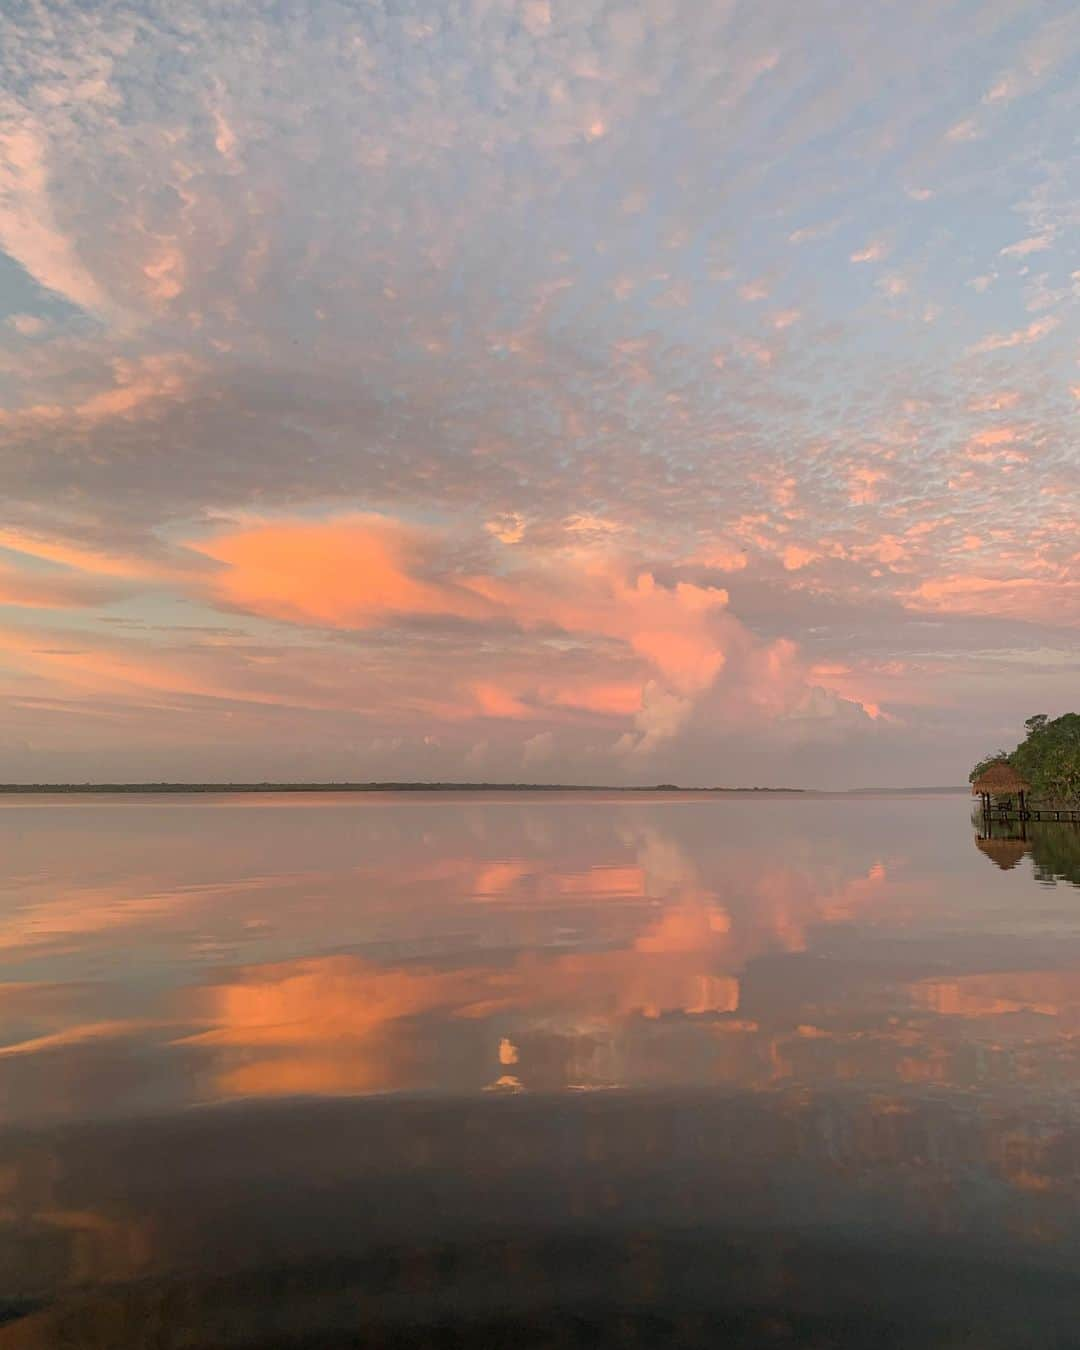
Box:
0;527;190;582
0;123;110;314
472;683;532;719
945;118;979;142
28;513;863;755
907;574;1080;625
689;542;748;571
194;515;493;630
968;317;1059;355
848;466;888;504
1000;232;1055;258
0;564;120;610
781;545;818;571
0;354;199;429
850;240;886;264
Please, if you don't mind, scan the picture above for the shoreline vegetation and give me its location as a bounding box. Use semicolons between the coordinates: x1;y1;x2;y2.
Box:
970;713;1080;807
0;782;968;795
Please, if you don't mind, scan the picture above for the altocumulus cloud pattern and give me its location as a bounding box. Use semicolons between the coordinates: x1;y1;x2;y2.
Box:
0;0;1077;785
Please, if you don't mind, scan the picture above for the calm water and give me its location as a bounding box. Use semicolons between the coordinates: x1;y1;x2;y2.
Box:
2;791;1080;1346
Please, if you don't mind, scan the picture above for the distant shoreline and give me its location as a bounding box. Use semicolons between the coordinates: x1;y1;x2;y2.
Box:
0;781;805;795
0;782;967;795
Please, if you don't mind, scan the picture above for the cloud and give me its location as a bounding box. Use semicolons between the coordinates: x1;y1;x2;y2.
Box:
850;240;887;263
0;353;200;430
485;513;527;544
617;681;694;755
0;121;110;314
0;526;189;582
0;564;122;610
193;515;742;699
1000;232;1055;258
877;275;908;298
473;683;532;719
782;545;818;571
194;516;493;630
968;317;1059;354
0;506;891;769
908;575;1080;626
788;221;839;244
0;0;1076;783
945;119;979;142
7;313;47;336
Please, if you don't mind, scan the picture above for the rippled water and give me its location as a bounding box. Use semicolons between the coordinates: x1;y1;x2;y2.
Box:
2;791;1079;1346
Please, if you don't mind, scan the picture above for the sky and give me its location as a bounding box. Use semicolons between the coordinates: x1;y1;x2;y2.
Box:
0;0;1076;787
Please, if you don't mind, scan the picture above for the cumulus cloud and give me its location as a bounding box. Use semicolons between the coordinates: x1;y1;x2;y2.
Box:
0;0;1076;782
617;682;694;756
192;515;746;697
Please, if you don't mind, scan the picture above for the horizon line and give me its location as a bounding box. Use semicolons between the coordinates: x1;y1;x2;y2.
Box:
0;780;969;795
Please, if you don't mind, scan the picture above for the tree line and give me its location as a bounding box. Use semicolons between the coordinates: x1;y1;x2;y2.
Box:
970;713;1080;805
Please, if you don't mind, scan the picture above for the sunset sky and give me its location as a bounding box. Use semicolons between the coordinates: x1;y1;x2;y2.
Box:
0;0;1077;786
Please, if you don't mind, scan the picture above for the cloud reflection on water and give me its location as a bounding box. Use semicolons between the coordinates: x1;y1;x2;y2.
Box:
5;796;1080;1343
0;794;1079;1126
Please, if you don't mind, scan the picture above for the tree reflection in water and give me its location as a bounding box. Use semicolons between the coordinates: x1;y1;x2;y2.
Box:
974;811;1080;887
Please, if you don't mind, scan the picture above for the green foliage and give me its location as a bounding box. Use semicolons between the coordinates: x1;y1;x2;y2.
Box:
1029;822;1080;887
971;714;1080;805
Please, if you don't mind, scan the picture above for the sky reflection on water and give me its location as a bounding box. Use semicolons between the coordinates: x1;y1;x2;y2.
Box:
3;793;1080;1346
2;792;1080;1119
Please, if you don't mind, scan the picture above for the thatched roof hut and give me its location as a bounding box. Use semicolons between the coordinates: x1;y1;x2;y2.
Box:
971;761;1031;797
975;836;1029;870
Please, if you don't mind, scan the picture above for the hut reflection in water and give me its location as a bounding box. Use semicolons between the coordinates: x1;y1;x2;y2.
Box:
974;812;1080;886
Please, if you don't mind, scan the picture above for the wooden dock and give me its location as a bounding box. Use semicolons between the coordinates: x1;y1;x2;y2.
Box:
981;806;1080;824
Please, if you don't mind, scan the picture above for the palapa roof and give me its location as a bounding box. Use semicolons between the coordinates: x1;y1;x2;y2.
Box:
975;837;1029;870
971;761;1031;795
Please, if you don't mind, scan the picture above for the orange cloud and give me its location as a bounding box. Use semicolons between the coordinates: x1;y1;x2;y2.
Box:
172;840;899;1101
0;511;880;755
848;466;887;504
473;682;532;718
781;545;818;571
545;681;642;716
908;574;1080;624
687;542;748;572
195;515;491;629
193;517;739;711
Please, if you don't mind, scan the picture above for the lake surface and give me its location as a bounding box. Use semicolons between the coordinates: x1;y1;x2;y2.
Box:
2;791;1080;1346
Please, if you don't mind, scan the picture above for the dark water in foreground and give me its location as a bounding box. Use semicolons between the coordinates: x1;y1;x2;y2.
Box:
1;791;1080;1347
